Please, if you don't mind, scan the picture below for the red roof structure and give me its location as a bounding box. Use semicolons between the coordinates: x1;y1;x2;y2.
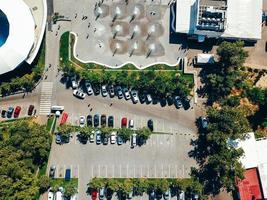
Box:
237;168;263;200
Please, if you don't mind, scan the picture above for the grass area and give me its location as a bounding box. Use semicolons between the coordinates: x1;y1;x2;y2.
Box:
59;32;182;71
47;116;55;132
50;178;78;188
0;117;33;127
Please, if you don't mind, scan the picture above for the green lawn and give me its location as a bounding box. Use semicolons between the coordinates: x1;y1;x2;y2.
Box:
50;178;78;188
47;116;56;132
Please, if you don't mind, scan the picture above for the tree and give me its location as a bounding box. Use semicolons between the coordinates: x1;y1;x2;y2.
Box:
136;127;152;140
87;178;106;190
64;182;77;199
217;41;248;68
117;128;133;141
38;176;50;194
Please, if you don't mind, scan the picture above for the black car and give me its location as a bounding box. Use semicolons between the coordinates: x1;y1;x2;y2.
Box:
108;116;114;127
102;134;109;145
105;188;113;200
166;95;174;105
139;93;146;104
101;114;106;127
27;105;34;116
87;115;93;126
94;114;100;127
49;165;56;178
108;85;115;98
182;97;191;110
147;119;153;132
1;110;6;118
93;84;100;95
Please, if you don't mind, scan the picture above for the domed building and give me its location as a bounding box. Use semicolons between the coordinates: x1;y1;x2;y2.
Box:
0;0;46;75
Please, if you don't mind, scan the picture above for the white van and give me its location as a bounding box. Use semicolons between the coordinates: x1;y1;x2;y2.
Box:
55;191;63;200
51;105;64;112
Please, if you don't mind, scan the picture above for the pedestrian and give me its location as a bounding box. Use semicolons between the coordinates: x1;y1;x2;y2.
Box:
86;34;89;39
84;16;88;20
49;63;51;68
90;108;93;112
56;31;58;36
75;13;77;18
88;23;91;28
88;104;90;107
58;25;60;30
94;28;96;32
110;103;113;107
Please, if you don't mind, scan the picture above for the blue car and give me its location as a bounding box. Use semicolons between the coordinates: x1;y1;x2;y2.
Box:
7;107;14;118
55;134;61;144
65;168;71;181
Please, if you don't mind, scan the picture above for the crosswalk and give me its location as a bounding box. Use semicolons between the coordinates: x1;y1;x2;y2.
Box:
39;82;53;115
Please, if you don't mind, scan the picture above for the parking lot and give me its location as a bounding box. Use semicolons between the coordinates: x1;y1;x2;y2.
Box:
48;132;196;199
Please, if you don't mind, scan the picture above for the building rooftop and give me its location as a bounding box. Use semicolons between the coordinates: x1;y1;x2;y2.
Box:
175;0;262;40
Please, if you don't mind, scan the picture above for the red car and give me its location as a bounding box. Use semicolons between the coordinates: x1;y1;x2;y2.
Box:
91;190;97;200
14;106;21;118
60;112;68;125
121;117;127;128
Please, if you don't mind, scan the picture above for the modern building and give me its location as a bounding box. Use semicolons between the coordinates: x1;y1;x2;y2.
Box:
231;132;267;199
174;0;262;42
0;0;47;75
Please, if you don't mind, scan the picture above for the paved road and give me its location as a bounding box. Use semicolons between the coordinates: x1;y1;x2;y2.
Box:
49;132;196;200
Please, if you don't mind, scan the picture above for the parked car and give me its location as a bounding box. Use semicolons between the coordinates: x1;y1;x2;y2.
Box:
49;165;56;178
123;88;131;100
149;190;156;200
1;109;6;118
84;81;93;95
7;107;14;118
108;85;115;97
200;116;208;129
65;168;71;181
60;112;68;125
89;131;95;143
121;117;127;128
182;97;191;110
108;116;114;127
79;116;86;127
129;119;134;129
87;115;93;126
101;85;108;97
14;106;21;118
174;96;182;108
131;133;137;147
55;134;61;144
70;76;78;89
156;190;162;199
99;187;105;200
127;189;133;199
101;114;106;126
96;130;101;144
146;93;152;104
139;93;146;104
178;191;185;200
73;89;86;99
27;105;34;116
166;95;174;105
48;191;54;200
131;90;139;104
110;131;116;144
116;86;123;99
105;188;113;199
147;119;153;131
91;190;98;200
163;190;170;200
93;84;100;95
94;114;100;127
102;134;109;145
117;134;123;145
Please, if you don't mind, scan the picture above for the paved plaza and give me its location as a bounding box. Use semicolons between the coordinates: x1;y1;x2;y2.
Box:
54;0;186;69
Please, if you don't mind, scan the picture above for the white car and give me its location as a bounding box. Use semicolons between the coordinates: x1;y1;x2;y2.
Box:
89;131;95;143
48;191;54;200
73;89;86;99
131;90;139;104
84;81;93;95
131;133;137;147
110;131;117;144
123;88;131;100
79;116;86;127
101;85;108;97
70;76;78;89
129;119;134;129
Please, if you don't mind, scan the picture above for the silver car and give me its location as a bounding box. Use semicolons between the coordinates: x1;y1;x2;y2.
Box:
84;81;93;95
73;89;86;99
131;90;139;104
101;85;108;97
79;116;86;127
123;88;131;100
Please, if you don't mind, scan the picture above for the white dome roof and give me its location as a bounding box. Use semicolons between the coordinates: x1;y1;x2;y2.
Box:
0;0;35;75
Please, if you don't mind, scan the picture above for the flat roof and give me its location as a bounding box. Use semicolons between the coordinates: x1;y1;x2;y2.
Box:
175;0;262;40
0;0;35;75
